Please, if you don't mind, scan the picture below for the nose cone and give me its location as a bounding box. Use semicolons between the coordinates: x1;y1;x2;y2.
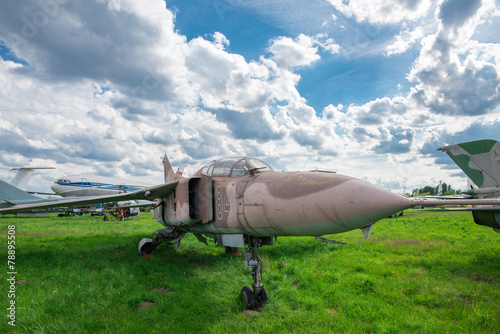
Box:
326;177;409;220
50;183;59;194
50;182;67;196
303;174;410;234
256;172;411;236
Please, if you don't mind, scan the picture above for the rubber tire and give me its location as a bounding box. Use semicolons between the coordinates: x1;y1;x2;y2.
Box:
138;238;154;255
256;286;268;306
241;286;255;310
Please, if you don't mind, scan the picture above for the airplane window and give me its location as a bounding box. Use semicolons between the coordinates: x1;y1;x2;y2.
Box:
230;159;250;177
200;157;272;176
201;164;211;175
247;158;273;172
212;158;239;176
201;160;217;176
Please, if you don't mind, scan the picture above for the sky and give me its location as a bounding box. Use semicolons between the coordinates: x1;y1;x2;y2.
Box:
0;0;499;194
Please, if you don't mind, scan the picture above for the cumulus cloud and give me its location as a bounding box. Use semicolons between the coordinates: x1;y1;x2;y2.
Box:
0;0;499;193
0;0;188;101
267;34;321;68
327;0;431;24
385;27;425;56
407;0;500;116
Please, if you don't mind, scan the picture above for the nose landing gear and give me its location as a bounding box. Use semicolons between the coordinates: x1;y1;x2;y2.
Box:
241;236;270;310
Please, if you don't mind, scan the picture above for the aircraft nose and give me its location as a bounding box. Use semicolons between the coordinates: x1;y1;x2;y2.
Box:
326;176;410;218
287;173;411;234
50;183;59;193
242;172;412;236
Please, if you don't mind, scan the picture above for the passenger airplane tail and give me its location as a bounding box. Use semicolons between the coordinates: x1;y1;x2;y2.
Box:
10;167;56;190
439;139;500;189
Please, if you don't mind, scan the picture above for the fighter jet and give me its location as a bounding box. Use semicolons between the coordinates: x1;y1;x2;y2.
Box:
439;139;500;232
1;155;499;309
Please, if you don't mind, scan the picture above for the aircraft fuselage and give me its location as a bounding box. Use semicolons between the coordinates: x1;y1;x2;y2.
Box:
155;170;410;237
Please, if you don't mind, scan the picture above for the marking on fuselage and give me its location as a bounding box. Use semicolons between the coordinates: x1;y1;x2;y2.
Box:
216;185;223;220
225;184;233;223
215;184;233;221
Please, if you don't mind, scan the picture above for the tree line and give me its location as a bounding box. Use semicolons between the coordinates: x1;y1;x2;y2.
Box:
411;182;461;196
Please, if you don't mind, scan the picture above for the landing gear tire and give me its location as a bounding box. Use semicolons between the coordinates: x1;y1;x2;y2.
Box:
240;236;270;310
241;286;255;310
255;286;268;305
138;238;155;256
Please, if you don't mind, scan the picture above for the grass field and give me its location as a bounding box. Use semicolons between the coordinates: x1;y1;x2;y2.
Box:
1;210;499;333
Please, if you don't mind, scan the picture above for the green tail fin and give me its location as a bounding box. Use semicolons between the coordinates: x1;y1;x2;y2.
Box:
439;139;500;188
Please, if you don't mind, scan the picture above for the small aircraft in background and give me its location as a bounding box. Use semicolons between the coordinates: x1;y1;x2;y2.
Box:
51;175;149;197
0;179;147;220
49;167;186;220
50;174;152;220
50;165;187;197
1;154;499;309
439;139;500;232
3;168;173;221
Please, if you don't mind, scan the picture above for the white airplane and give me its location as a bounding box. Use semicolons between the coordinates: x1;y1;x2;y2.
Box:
1;178;147;221
49;165;186;220
51;165;186;197
51;174;149;197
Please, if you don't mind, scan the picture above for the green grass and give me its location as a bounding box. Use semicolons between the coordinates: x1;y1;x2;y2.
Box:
1;210;499;333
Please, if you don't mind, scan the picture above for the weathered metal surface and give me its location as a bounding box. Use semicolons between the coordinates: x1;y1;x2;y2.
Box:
186;170;413;237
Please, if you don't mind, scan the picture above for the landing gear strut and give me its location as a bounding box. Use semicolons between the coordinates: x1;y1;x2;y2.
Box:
241;236;269;310
138;228;186;256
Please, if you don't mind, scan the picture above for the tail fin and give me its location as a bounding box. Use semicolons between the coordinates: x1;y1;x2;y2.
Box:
163;154;176;183
0;180;41;206
10;167;56;190
436;181;443;196
439;139;500;188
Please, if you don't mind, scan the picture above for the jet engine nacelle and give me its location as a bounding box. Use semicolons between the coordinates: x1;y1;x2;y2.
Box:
472;210;500;233
155;176;213;227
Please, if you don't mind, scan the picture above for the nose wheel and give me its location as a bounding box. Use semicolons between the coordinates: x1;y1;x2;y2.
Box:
241;237;269;310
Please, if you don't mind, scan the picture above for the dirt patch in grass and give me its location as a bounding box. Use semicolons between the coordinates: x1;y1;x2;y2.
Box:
469;272;496;283
242;310;259;317
386;239;421;247
152;287;166;294
137;302;155;310
325;308;337;316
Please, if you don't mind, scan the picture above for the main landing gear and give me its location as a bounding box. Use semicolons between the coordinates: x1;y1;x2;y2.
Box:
240;236;270;310
138;228;186;257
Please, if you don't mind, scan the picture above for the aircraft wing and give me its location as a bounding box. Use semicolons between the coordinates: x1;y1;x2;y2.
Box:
0;180;178;214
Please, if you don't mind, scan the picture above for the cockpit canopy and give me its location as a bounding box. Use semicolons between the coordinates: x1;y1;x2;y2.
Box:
200;157;273;177
55;179;71;184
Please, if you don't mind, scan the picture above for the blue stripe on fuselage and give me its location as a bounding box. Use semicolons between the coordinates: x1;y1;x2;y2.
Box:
57;183;142;192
